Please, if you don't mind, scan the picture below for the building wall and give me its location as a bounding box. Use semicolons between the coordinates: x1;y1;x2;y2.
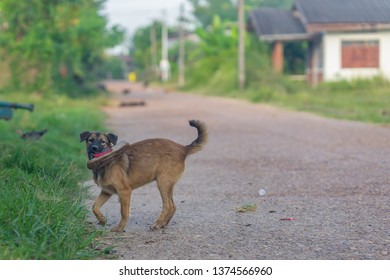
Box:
322;31;390;81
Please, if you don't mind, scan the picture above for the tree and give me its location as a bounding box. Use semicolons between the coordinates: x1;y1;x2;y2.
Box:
130;21;163;81
0;0;124;94
187;0;294;28
187;0;236;28
194;15;238;56
130;21;187;82
127;0;296;86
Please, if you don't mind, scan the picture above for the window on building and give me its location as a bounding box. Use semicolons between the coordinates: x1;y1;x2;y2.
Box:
341;40;379;68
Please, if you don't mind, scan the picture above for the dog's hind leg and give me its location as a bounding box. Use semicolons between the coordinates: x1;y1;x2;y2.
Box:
111;188;132;232
93;191;112;226
150;176;180;230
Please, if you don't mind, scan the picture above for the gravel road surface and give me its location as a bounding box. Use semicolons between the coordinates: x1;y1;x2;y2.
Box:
85;81;389;260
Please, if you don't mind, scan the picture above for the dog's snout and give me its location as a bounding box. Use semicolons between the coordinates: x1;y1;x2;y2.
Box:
91;145;99;152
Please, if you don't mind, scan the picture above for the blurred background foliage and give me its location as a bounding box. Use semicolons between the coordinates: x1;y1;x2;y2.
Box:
128;0;390;124
129;0;299;86
0;0;298;95
0;0;124;95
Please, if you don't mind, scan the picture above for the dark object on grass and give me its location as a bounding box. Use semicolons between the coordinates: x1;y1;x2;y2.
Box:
119;100;146;107
20;129;48;140
96;83;107;92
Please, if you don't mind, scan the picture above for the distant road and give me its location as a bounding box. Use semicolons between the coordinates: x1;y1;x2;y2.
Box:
86;80;390;259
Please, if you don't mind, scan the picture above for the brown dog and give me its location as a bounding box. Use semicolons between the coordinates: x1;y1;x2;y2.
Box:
80;120;207;232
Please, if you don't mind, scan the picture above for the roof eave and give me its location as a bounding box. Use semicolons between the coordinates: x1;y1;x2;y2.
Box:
259;33;312;42
306;23;390;33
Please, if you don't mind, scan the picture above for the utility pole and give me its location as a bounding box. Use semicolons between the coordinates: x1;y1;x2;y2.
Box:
160;10;170;82
178;4;185;87
238;0;246;90
121;52;128;80
150;22;158;79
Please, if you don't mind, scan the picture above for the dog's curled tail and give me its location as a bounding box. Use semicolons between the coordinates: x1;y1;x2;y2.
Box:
185;120;208;156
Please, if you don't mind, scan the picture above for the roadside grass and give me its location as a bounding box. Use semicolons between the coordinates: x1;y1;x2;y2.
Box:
181;73;390;124
0;92;107;259
170;32;390;124
251;76;390;124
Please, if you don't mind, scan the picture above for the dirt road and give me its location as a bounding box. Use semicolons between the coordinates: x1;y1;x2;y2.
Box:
85;81;389;259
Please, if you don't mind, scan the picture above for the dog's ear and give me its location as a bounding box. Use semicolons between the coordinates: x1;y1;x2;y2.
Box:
80;131;91;142
107;133;118;145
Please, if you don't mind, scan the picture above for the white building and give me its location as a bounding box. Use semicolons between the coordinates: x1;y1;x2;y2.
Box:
249;0;390;85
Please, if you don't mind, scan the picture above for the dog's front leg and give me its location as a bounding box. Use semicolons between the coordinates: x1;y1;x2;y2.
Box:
111;189;132;232
93;191;112;226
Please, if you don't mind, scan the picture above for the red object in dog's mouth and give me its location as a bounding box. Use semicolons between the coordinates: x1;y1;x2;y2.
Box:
93;149;113;158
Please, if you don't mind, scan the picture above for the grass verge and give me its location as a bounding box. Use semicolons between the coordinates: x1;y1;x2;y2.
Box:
0;92;107;259
248;76;390;124
180;75;390;124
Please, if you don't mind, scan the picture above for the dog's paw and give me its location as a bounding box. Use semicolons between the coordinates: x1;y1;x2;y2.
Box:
110;226;125;232
95;215;106;226
150;223;165;231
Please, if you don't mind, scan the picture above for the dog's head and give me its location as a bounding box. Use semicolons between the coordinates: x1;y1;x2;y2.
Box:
80;131;118;160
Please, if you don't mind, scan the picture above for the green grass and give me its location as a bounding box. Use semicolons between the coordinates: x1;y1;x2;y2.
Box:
174;34;390;124
260;77;390;124
236;204;257;213
181;69;390;124
0;92;107;259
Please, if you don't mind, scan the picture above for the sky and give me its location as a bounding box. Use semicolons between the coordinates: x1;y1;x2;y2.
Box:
103;0;191;53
